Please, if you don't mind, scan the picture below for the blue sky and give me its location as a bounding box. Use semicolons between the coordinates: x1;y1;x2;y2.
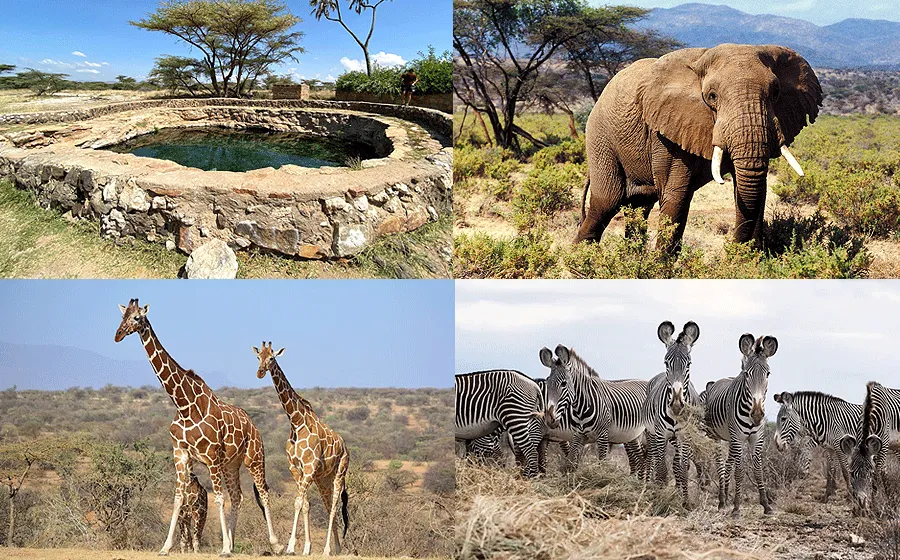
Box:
457;280;900;420
0;0;452;82
0;280;454;389
608;0;900;26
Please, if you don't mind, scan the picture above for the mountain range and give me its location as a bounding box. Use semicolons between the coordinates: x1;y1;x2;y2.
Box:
0;341;233;390
635;3;900;69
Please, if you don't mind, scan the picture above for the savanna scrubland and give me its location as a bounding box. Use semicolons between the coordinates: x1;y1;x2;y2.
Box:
0;386;454;558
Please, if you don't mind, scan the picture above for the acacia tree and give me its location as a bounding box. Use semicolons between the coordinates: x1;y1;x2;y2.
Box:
310;0;392;76
147;56;207;96
0;64;14;75
453;0;609;151
132;0;304;98
563;6;681;101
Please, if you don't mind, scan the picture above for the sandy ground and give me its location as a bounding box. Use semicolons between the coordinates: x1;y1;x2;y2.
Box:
455;170;900;278
0;90;159;115
0;548;423;560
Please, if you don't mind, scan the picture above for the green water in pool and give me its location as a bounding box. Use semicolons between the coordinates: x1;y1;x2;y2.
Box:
105;127;378;172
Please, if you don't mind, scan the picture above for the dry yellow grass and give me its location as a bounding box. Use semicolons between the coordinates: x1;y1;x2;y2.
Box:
0;548;430;560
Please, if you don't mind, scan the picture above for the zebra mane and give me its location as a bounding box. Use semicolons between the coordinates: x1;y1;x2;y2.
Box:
792;390;850;406
861;381;877;441
565;349;601;379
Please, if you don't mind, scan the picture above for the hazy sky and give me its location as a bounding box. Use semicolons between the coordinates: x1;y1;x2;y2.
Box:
0;280;454;389
599;0;900;25
456;280;900;418
0;0;451;82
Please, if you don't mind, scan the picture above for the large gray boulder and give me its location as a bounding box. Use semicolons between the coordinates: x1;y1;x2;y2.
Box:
185;239;238;279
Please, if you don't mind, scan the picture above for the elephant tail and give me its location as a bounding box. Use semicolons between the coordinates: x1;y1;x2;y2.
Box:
580;176;590;221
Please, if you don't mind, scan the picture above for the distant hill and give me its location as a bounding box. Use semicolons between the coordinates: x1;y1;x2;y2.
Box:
0;341;231;390
635;3;900;69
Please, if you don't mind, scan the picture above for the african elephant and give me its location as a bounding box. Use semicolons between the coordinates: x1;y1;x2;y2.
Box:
575;44;822;250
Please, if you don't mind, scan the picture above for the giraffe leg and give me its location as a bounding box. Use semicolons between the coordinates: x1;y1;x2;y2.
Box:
207;461;232;557
317;477;335;556
160;448;191;556
224;464;242;554
245;450;282;554
323;453;350;556
287;466;314;556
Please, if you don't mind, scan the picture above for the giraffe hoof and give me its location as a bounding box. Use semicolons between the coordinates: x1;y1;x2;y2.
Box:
219;553;232;558
157;553;169;557
730;509;741;519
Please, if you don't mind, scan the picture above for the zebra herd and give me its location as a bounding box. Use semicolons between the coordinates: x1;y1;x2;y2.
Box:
455;321;900;517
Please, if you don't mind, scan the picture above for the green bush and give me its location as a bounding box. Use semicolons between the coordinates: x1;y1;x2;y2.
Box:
453;230;559;278
453;145;518;182
772;115;900;237
531;138;586;169
334;47;451;96
408;47;452;95
511;163;583;229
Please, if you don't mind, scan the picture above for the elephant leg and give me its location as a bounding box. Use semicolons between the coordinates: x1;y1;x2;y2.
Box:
575;142;625;243
656;161;697;253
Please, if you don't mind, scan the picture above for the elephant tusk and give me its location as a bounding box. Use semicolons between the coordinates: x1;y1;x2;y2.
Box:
711;146;725;184
780;145;805;176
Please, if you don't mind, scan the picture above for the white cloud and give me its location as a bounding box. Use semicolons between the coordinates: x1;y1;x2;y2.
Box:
83;61;102;68
340;51;406;72
101;62;110;66
72;51;86;57
456;299;625;333
324;74;336;82
41;59;74;68
76;69;100;74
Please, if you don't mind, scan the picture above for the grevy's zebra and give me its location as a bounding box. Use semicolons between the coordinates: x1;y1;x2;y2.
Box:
642;321;701;506
455;370;547;477
773;391;862;502
541;345;648;475
704;333;778;517
844;381;900;513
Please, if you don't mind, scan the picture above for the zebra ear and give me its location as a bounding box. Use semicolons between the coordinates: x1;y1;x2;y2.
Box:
866;434;882;457
760;336;778;357
681;321;700;347
739;333;755;356
773;392;782;403
658;321;675;346
554;344;570;365
706;380;715;392
840;435;857;456
539;347;554;367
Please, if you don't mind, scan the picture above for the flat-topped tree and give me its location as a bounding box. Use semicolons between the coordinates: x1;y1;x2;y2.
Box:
132;0;304;98
114;299;281;556
310;0;392;77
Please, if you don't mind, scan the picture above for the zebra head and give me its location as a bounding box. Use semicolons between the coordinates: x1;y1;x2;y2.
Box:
773;391;804;450
841;434;881;514
657;321;700;417
738;333;778;426
539;344;572;430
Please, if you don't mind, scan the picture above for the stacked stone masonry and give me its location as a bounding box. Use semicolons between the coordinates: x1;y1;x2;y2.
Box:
0;99;452;259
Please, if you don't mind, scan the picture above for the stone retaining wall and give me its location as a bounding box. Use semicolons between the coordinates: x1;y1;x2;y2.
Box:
0;98;451;138
0;103;452;259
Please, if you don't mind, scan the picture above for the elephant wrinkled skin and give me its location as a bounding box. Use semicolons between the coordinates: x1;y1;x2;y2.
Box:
575;44;822;251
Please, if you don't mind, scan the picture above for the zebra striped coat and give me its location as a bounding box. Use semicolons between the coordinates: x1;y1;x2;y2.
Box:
704;333;778;517
844;381;900;513
541;345;648;474
642;321;701;505
773;390;862;502
455;369;546;477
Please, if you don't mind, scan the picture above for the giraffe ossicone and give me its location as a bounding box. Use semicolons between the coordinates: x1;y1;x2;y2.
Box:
115;299;282;556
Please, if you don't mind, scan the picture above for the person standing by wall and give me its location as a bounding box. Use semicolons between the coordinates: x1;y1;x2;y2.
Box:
401;68;419;106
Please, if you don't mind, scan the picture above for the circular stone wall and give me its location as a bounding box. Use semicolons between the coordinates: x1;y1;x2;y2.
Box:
0;99;452;258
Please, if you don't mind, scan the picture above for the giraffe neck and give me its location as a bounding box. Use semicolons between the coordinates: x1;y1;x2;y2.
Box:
269;359;315;425
137;321;207;413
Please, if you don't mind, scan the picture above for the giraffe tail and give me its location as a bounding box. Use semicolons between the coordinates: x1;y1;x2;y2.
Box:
252;483;266;518
341;485;350;538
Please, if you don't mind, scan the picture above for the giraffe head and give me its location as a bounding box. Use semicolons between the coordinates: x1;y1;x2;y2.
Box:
253;341;285;379
115;298;149;342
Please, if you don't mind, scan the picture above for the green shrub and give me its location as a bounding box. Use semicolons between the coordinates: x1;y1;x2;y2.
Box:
335;65;403;95
407;46;452;95
531;138;586;169
453;145;518;182
772;115;900;237
453;230;559;278
511;163;583;229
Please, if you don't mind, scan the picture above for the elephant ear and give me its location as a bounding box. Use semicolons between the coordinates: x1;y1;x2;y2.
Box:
639;48;715;160
762;45;822;146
